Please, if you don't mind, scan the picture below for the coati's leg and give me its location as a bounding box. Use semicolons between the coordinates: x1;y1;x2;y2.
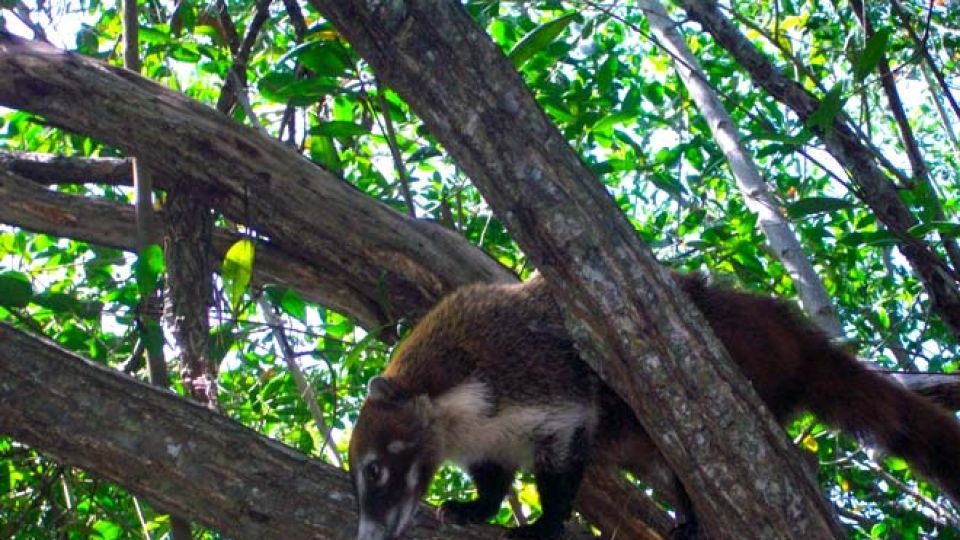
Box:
439;461;514;524
508;427;590;539
668;475;704;540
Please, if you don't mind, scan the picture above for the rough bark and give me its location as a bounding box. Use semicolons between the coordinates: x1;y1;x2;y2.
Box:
678;0;960;342
639;0;843;338
0;150;131;185
164;187;218;408
0;166;386;332
313;1;842;538
0;321;499;540
0;32;514;338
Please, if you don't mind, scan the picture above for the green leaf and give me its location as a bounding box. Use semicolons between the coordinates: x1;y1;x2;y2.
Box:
854;28;891;82
258;73;340;104
786;197;853;218
139;26;171;45
170;43;201;63
908;221;960;238
0;271;33;308
133;244;165;299
309;121;370;138
507;12;576;67
288;40;350;77
805;84;844;134
91;520;122;540
222;239;255;312
141;320;165;361
32;291;81;313
885;456;909;471
591;111;634;133
839;230;899;247
266;286;307;322
309;135;342;174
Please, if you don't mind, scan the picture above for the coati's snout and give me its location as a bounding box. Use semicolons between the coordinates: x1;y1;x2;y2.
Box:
350;377;439;540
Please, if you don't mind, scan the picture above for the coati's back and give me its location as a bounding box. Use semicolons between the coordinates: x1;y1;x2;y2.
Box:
382;277;598;404
350;274;960;540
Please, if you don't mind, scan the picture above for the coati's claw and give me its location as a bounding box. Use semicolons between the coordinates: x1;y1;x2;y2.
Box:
438;499;491;525
506;521;565;539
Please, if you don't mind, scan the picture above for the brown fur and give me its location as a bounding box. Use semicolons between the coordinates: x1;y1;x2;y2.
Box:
352;274;960;537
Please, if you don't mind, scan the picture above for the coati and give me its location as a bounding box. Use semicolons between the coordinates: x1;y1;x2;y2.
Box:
348;274;960;539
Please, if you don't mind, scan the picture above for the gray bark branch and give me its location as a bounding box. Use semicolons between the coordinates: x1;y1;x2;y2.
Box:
0;321;497;540
639;0;843;338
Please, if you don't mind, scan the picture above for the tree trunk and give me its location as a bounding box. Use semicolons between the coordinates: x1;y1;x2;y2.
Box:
312;1;843;538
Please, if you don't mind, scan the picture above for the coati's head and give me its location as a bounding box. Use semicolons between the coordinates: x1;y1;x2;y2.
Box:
349;376;440;540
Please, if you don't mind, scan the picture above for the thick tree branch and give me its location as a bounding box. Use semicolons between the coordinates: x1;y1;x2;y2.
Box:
0;167;385;331
0;32;513;339
0;321;498;540
313;1;842;537
678;0;960;342
0;151;132;185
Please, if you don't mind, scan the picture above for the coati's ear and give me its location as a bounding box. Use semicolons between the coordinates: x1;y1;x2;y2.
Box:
367;376;399;402
411;394;432;427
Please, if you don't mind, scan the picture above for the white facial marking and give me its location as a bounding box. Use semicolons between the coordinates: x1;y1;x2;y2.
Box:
377;465;390;487
406;461;420;492
357;516;386;540
394;497;419;537
387;439;410;454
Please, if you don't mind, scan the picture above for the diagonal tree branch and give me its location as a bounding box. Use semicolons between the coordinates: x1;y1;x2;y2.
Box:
0;321;498;540
0;32;513;339
312;1;843;537
636;0;843;338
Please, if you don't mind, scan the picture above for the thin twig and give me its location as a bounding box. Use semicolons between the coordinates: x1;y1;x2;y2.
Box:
258;297;344;467
375;82;417;217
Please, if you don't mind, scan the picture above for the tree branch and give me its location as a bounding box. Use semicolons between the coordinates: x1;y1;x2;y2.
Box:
635;0;843;338
0;321;498;540
0;31;514;337
678;0;960;342
313;1;843;537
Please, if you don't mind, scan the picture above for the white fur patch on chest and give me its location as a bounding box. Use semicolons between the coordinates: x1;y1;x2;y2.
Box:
430;380;596;469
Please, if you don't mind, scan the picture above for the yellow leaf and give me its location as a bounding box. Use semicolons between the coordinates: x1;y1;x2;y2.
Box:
780;14;809;31
801;434;819;453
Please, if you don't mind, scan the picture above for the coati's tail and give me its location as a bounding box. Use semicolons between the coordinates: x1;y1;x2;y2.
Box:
804;337;960;503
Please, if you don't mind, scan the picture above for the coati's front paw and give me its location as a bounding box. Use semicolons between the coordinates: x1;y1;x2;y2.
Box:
438;499;497;525
669;521;704;540
505;519;564;539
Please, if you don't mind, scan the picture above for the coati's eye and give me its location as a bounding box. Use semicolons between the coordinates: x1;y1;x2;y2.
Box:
365;461;385;485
